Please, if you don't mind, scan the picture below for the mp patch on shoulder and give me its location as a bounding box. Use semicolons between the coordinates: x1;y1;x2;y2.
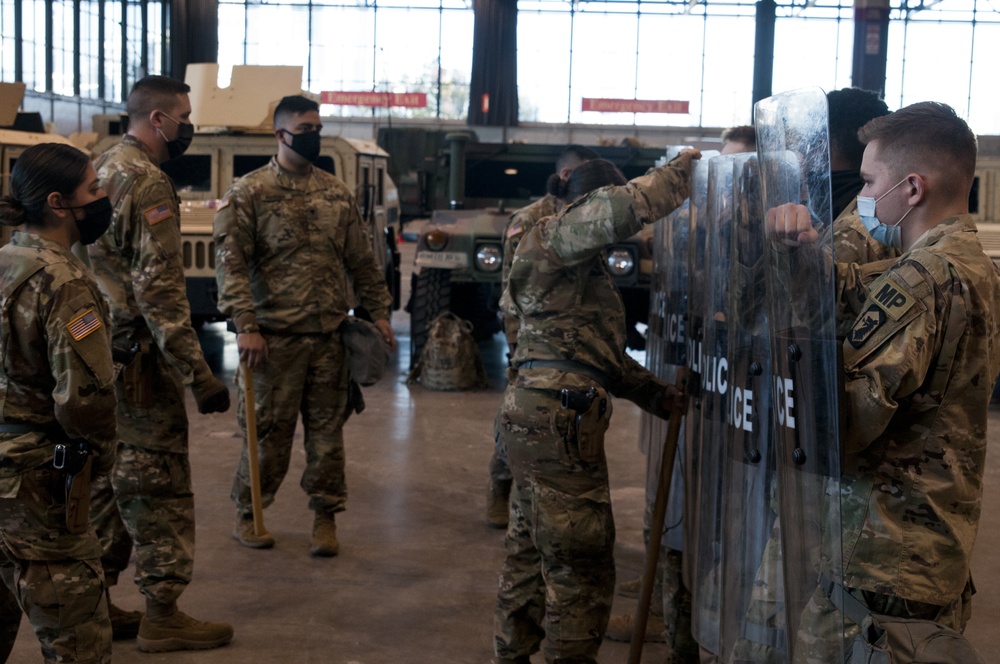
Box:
849;305;886;349
144;202;174;225
868;276;917;321
67;309;103;341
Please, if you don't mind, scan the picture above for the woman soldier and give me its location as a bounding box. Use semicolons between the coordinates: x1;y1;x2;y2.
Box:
0;142;118;663
494;151;700;664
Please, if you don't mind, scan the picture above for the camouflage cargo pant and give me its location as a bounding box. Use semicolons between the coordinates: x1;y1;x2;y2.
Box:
89;471;132;586
0;468;111;663
233;333;350;516
112;344;195;605
490;408;513;484
791;580;971;664
494;385;614;664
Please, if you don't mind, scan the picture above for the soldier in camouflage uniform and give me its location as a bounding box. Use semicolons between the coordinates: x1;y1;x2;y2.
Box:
87;75;234;653
767;102;1000;661
488;145;599;529
213;95;395;557
0;143;118;662
494;151;699;664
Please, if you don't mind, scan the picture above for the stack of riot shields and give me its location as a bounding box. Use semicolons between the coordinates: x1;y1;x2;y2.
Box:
641;87;845;663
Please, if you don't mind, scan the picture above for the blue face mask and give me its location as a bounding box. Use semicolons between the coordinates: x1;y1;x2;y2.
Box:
857;177;913;250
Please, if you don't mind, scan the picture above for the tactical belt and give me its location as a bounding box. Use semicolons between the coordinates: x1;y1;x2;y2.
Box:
517;359;610;391
0;423;37;434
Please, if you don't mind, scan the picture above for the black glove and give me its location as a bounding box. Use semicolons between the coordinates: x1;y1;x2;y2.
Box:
192;374;231;414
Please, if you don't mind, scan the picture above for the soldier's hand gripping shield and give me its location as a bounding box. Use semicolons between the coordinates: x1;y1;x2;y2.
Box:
721;153;788;663
755;86;846;663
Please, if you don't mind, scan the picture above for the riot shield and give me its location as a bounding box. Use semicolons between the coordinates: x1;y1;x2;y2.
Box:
681;151;717;603
688;153;734;657
640;177;691;554
754;87;846;663
720;153;787;664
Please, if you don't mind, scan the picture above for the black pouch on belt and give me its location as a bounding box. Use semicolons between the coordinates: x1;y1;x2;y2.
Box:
561;386;610;464
54;441;95;535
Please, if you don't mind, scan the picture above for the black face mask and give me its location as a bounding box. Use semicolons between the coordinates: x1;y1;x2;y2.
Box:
54;196;113;245
158;113;194;161
283;129;322;163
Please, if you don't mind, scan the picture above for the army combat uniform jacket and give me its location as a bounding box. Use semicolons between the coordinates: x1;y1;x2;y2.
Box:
502;194;560;347
502;153;696;415
839;214;1000;604
0;233;116;560
89;134;215;394
213;158;392;333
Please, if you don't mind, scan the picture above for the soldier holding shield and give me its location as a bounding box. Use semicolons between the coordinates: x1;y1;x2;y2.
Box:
767;101;1000;657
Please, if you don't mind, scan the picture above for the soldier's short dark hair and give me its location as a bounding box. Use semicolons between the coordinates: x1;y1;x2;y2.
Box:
556;145;601;173
126;75;191;123
0;143;91;228
858;101;977;197
827;87;890;171
721;125;756;150
273;95;321;129
547;158;626;202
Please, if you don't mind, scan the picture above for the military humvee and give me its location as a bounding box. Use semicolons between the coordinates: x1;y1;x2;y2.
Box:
404;132;662;367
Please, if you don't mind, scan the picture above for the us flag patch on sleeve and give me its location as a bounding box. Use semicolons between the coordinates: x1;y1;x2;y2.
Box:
67;309;102;341
144;203;173;225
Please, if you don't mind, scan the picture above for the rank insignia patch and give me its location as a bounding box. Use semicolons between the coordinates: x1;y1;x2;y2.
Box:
67;309;102;341
144;203;173;225
849;305;885;349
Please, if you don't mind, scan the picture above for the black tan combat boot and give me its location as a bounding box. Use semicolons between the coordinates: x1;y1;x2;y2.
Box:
107;589;143;640
136;601;234;652
486;478;512;529
310;511;339;557
232;514;275;549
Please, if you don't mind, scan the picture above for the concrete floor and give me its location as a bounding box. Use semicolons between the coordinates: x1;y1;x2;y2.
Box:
7;235;1000;663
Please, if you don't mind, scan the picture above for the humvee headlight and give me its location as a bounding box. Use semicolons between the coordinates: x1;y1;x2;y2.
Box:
424;229;449;251
607;248;636;276
475;244;503;272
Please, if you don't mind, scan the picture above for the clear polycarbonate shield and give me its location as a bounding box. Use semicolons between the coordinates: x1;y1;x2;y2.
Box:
754;87;845;663
639;155;693;552
720;153;788;664
681;151;718;602
688;152;732;656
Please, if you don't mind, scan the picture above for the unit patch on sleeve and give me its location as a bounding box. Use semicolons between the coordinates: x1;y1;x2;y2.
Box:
849;305;886;349
144;202;174;225
67;309;103;341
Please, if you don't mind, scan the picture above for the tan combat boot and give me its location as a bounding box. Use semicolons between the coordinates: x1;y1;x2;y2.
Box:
486;478;512;529
136;601;233;652
604;611;667;643
107;591;143;641
310;511;339;557
232;514;275;549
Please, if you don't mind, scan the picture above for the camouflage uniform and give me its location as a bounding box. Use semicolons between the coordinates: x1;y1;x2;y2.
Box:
795;215;1000;661
0;232;117;663
494;153;696;664
214;158;392;518
490;194;562;488
88;134;216;605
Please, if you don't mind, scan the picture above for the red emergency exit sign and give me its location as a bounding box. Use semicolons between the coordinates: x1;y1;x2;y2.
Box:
321;91;428;108
582;98;690;114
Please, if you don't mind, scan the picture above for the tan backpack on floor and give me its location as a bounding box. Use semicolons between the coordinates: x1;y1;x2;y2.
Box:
407;312;488;391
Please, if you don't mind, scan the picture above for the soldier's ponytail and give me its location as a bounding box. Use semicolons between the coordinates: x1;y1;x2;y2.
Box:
0;195;26;227
4;143;91;228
